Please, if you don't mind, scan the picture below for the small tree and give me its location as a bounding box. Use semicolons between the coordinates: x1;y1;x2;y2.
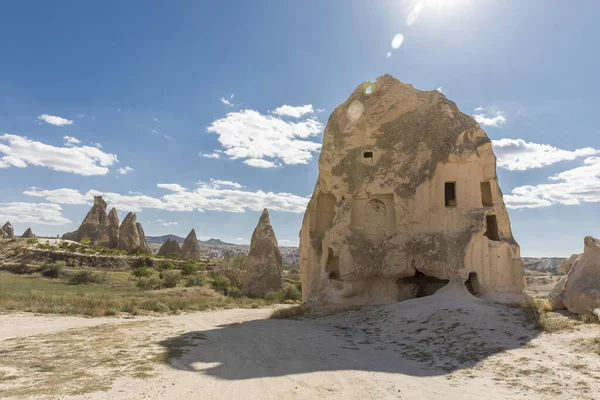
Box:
215;256;247;290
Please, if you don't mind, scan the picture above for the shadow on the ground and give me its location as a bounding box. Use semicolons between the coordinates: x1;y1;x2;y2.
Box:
158;297;541;380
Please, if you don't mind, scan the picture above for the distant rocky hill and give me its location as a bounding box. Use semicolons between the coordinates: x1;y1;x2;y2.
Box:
146;235;235;246
146;234;299;265
522;257;565;274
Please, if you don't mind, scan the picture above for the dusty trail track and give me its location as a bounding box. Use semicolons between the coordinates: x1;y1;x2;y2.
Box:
1;290;599;400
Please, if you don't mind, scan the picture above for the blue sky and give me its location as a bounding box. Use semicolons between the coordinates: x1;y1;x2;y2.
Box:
1;0;599;256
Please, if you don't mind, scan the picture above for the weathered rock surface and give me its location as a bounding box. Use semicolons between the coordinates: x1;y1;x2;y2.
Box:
157;238;182;257
2;221;14;238
63;196;108;243
136;222;150;252
97;208;120;248
551;236;600;315
560;253;581;274
180;229;201;260
118;212;144;251
242;209;283;297
549;275;567;310
299;75;525;305
21;228;35;238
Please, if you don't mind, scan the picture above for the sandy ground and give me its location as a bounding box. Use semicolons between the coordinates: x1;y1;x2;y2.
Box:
1;283;599;400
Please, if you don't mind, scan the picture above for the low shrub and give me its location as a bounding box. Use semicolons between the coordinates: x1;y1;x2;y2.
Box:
80;236;92;245
137;276;163;290
127;247;151;256
132;266;153;278
264;291;278;301
160;270;181;288
279;283;301;302
68;270;106;285
210;275;231;295
40;262;65;279
185;273;206;287
181;262;198;276
158;261;175;271
26;238;38;245
226;287;244;299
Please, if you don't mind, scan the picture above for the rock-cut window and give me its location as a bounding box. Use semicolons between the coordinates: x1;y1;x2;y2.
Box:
445;182;456;207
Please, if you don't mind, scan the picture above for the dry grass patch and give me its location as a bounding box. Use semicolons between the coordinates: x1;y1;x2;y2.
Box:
270;304;306;319
0;321;177;398
523;298;577;333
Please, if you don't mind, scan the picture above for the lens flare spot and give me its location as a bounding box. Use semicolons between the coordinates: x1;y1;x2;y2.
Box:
347;100;364;122
386;52;392;59
406;2;423;26
391;34;404;49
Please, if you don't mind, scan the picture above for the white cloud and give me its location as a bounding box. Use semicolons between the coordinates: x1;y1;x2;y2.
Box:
117;166;134;175
162;221;178;226
244;158;279;168
0;134;118;176
91;142;103;149
0;202;71;225
504;156;600;209
207;179;243;189
205;108;323;167
157;183;187;192
23;187;88;205
25;182;310;214
63;136;81;146
221;97;233;107
77;114;84;118
272;104;314;118
473;107;507;127
435;87;444;94
406;2;423;26
200;150;222;159
37;114;73;126
386;52;392;59
492;138;599;171
153;118;159;122
473;113;507;127
391;34;405;49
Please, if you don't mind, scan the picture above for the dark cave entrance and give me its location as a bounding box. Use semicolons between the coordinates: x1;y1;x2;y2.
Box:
398;271;481;298
465;272;480;296
399;271;450;298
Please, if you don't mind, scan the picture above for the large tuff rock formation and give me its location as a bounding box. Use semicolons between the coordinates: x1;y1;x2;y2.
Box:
299;75;525;305
118;212;144;251
157;238;182;257
180;229;201;260
2;221;14;238
242;209;283;297
21;228;35;238
96;208;120;248
62;196;150;251
550;236;600;315
63;196;108;243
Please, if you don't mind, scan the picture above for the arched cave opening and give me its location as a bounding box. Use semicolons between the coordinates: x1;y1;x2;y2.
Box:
465;272;480;296
398;271;450;298
397;271;481;298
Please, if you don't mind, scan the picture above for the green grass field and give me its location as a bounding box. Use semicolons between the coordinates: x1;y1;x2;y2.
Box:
0;272;266;316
